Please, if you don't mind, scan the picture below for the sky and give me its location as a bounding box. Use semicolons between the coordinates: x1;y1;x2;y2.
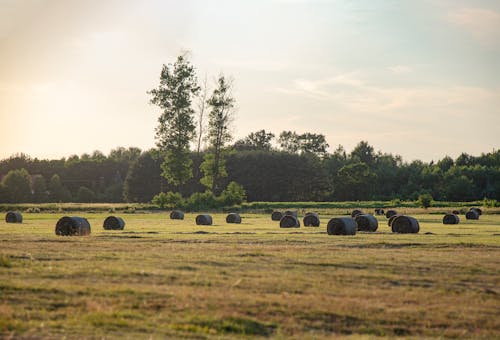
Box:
0;0;499;162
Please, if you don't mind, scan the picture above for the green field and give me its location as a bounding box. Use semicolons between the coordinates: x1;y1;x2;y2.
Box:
1;211;499;339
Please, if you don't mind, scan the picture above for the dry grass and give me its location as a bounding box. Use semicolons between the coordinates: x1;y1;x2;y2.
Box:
0;212;499;339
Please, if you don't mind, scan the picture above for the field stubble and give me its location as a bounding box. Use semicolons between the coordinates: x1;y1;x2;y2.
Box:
0;212;499;339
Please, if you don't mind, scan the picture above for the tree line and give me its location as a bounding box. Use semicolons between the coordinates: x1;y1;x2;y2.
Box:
1;54;499;204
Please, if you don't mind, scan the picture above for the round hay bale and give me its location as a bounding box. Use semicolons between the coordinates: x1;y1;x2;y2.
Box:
326;217;357;235
55;216;91;236
280;215;300;228
387;214;401;227
443;214;460;225
226;213;241;224
271;211;283;221
452;210;460;215
374;208;385;216
284;210;298;217
351;209;363;218
469;207;482;216
170;210;185;220
465;210;479;220
5;211;22;223
355;214;378;232
391;216;419;234
103;216;125;230
196;214;213;225
385;210;398;218
303;213;320;227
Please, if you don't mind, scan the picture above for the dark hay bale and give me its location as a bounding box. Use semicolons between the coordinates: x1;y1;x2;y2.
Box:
284;210;298;217
103;216;125;230
303;213;320;227
351;209;363;218
170;210;185;220
226;213;241;224
271;211;283;221
280;215;300;228
55;216;91;236
452;210;460;215
385;210;398;218
355;214;378;232
326;217;357;235
465;210;479;220
374;208;385;215
443;214;460;225
196;214;213;225
391;216;420;234
5;211;22;223
387;214;401;227
469;207;482;216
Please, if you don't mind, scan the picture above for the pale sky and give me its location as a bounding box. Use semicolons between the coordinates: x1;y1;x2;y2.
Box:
1;0;499;162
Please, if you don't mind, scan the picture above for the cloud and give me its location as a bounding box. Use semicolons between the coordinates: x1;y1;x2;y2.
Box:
447;7;500;45
389;65;413;74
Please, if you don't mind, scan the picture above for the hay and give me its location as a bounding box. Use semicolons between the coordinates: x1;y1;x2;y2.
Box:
385;210;398;218
326;217;356;235
374;208;385;216
5;211;22;223
355;214;378;232
196;214;213;225
465;210;479;220
284;210;298;217
443;214;460;225
391;216;420;234
103;216;125;230
280;215;300;228
469;208;482;216
55;216;91;236
170;210;185;220
387;214;401;227
303;212;320;227
226;213;242;224
271;211;283;221
351;209;363;218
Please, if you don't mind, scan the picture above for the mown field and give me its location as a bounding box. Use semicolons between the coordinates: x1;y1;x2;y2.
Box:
1;210;499;339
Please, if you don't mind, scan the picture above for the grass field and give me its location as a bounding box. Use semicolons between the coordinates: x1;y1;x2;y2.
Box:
1;211;499;339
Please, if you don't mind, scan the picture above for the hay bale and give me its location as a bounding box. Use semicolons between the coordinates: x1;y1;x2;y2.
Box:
271;211;283;221
55;216;91;236
196;214;213;225
170;210;185;220
280;215;300;228
5;211;22;223
391;216;419;234
284;210;298;217
443;214;460;225
469;208;482;216
226;213;241;224
303;212;320;227
351;209;363;218
452;210;460;215
374;208;385;216
326;217;357;235
385;210;398;218
355;214;378;232
103;216;125;230
465;210;479;220
387;214;401;227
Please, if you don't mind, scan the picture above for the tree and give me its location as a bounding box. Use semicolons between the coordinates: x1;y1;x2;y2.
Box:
32;175;48;203
278;131;300;153
234;130;275;151
200;75;235;194
350;141;375;165
299;132;329;157
77;186;95;203
195;75;209;155
48;174;72;202
418;193;433;208
149;55;200;186
333;162;376;200
1;168;32;202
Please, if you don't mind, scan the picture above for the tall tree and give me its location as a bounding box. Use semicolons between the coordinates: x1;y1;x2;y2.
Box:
196;75;209;155
234;130;275;151
1;168;32;202
148;55;200;186
32;175;48;203
201;75;235;194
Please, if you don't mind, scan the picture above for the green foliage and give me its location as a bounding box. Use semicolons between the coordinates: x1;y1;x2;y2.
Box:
334;162;377;200
200;153;228;192
418;193;433;208
152;192;184;209
483;197;498;208
32;175;48;203
77;186;95;203
48;174;72;202
1;168;32;203
278;131;329;157
186;191;218;211
234;130;275;151
149;55;200;186
219;181;246;206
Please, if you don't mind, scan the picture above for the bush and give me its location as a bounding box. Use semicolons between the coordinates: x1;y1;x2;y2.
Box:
418;193;433;209
219;182;246;206
186;191;218;211
152;192;184;209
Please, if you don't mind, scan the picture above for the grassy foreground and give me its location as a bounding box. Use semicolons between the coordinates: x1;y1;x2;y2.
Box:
1;212;499;339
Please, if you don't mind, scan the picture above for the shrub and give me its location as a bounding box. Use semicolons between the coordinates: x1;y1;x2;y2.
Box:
152;192;184;209
219;182;246;206
186;191;218;211
418;193;433;209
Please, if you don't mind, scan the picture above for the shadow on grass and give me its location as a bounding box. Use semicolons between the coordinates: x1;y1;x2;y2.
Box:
173;316;276;336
